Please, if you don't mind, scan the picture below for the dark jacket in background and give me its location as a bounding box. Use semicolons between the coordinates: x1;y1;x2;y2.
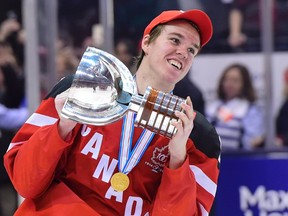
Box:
276;99;288;146
173;74;205;116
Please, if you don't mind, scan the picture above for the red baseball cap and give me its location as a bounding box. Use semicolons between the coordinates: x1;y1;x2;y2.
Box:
143;10;213;47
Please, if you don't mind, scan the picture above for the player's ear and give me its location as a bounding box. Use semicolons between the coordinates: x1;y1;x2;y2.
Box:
141;34;150;54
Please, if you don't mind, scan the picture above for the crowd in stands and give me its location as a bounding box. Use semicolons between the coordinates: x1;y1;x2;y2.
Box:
57;0;288;54
0;2;27;215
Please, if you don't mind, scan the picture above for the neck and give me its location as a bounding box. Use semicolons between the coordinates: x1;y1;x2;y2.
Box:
135;66;175;95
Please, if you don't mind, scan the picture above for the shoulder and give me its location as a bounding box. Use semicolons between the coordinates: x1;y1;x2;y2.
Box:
205;100;222;116
44;74;75;99
190;111;221;160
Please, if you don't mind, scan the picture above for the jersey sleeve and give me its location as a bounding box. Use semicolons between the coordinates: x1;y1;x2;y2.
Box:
151;111;221;216
3;75;80;198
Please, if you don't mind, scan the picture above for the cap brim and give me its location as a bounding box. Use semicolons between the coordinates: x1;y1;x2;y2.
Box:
144;10;213;47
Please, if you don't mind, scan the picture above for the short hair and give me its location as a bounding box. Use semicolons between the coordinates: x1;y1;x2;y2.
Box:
135;25;164;70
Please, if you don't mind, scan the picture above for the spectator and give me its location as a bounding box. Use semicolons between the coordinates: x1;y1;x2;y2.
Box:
200;0;233;53
0;15;24;68
227;0;260;52
56;46;79;81
0;104;28;130
114;38;137;73
0;19;25;215
227;0;288;52
205;63;265;150
0;1;22;26
58;0;99;48
276;68;288;146
0;62;26;216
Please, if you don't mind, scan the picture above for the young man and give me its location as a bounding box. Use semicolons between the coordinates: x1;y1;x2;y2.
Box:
4;9;221;215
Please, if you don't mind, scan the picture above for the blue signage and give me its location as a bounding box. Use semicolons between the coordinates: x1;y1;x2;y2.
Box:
214;152;288;216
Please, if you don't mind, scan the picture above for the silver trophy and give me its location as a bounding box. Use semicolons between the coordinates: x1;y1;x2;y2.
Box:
61;47;186;138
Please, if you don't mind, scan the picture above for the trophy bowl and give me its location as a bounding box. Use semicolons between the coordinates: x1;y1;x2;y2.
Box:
61;47;137;125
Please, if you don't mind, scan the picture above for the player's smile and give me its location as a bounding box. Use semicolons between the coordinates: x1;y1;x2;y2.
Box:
168;59;182;70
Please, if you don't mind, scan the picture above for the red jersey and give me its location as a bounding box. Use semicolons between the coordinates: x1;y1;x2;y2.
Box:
4;75;221;216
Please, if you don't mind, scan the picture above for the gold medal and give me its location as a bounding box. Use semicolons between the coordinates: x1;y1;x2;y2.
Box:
110;172;130;192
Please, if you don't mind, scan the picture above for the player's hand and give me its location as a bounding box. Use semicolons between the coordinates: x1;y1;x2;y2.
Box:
168;96;194;169
55;88;77;140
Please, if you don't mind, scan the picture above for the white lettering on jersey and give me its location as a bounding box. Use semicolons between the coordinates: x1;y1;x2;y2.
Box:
125;196;143;216
80;131;147;215
81;125;91;136
81;132;103;159
105;188;145;216
105;186;124;202
93;154;118;182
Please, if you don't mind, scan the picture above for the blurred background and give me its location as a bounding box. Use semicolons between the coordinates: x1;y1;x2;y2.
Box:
0;0;288;215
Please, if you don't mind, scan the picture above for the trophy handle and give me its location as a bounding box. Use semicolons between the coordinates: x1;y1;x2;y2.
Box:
129;86;186;138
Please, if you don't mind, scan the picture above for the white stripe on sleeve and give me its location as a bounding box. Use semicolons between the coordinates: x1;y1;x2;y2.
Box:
26;113;58;127
190;165;217;196
6;141;24;152
198;202;209;216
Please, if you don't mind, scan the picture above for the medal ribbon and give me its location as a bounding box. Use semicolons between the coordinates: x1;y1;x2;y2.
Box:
118;110;155;174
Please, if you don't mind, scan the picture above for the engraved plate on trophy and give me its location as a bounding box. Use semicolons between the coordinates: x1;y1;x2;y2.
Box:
129;86;186;138
61;47;186;138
